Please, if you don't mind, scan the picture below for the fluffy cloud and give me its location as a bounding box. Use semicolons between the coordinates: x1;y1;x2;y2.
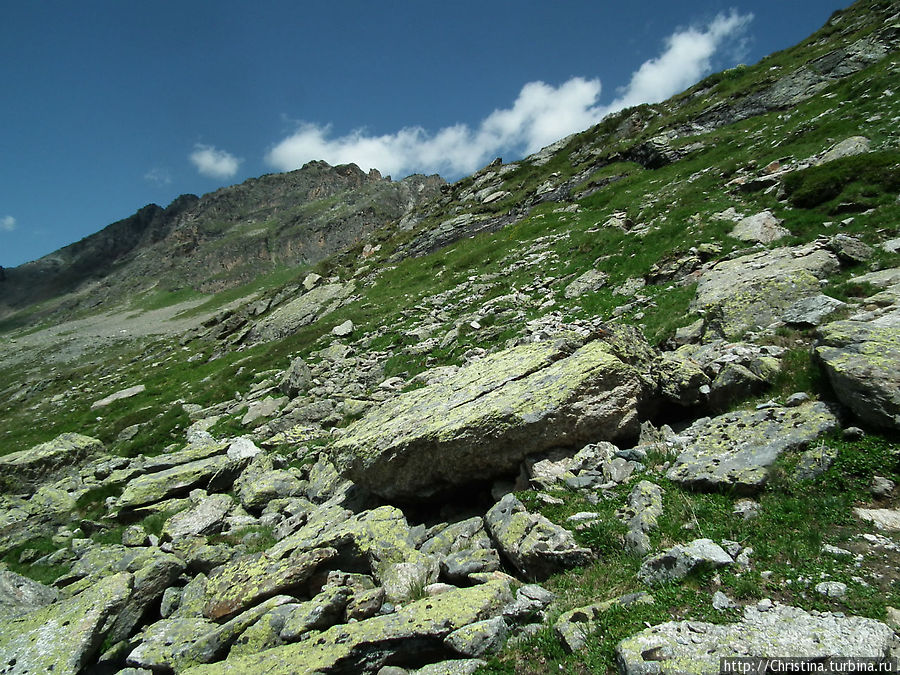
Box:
1;216;16;232
189;144;242;179
266;11;752;178
144;168;173;186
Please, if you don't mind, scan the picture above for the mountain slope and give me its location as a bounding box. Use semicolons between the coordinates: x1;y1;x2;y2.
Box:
0;1;898;673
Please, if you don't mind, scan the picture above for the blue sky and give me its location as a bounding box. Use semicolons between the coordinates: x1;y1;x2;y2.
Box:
0;1;846;268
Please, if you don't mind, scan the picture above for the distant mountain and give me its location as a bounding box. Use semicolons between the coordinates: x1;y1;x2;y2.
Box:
0;161;443;320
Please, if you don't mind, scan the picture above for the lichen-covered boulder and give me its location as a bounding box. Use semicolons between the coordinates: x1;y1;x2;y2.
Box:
0;432;104;493
127;595;293;671
485;494;591;580
666;402;838;493
106;551;186;643
268;505;436;603
816;307;900;431
0;569;58;619
616;481;664;557
161;493;234;541
204;547;337;621
181;580;512;675
116;454;234;512
691;244;839;339
334;335;653;500
616;602;898;675
555;592;654;653
0;571;132;675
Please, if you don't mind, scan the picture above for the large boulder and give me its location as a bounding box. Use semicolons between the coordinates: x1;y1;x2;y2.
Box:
816;307;900;431
666;402;838;493
334;334;654;500
0;569;58;620
181;580;512;675
638;539;733;585
616;602;898;675
0;433;104;493
249;282;354;342
691;244;840;339
0;572;133;675
116;454;234;512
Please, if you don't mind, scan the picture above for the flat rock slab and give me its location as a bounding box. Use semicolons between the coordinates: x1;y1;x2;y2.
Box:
116;454;233;511
182;580;512;675
638;538;733;585
249;282;353;342
204;547;337;621
91;384;146;409
667;402;838;493
691;244;839;339
0;432;104;493
162;493;234;541
616;603;897;675
854;508;900;531
0;569;58;620
334;336;650;500
0;572;132;675
816;308;900;431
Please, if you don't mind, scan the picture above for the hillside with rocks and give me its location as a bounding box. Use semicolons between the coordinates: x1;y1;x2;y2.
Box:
1;1;899;673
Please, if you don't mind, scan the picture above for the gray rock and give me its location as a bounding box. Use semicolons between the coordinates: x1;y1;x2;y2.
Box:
116;454;234;512
236;461;305;513
853;508;900;531
413;660;487;675
815;581;847;598
729;210;790;244
638;539;733;585
485;494;592;580
794;441;838;481
332;319;354;336
816;308;900;431
226;436;262;461
280;585;351;641
616;603;897;675
179;580;512;675
0;572;132;675
782;294;846;326
667;402;839;493
444;616;508;657
871;476;895;498
250;282;354;342
816;136;870;164
691;244;840;339
90;384;146;410
106;552;186;644
555;592;654;652
203;547;338;621
161;493;233;541
829;233;874;264
127;595;293;671
616;481;664;557
502;584;555;624
0;433;104;494
278;356;312;398
712;590;735;610
564;268;609;299
334;332;654;501
0;569;58;619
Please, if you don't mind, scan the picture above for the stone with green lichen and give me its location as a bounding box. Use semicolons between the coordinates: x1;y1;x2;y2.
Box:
279;585;351;641
691;244;839;339
234;456;305;513
116;454;234;511
638;538;733;585
106;551;186;644
615;603;898;675
485;494;592;580
0;569;59;619
127;594;293;671
204;546;337;621
0;571;132;675
0;432;104;494
181;579;513;675
334;334;652;501
162;493;234;542
666;402;838;493
413;660;487;674
268;505;437;604
444;616;509;658
816;307;900;431
556;592;654;652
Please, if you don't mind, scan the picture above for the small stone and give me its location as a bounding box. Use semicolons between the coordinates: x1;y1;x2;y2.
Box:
756;598;774;611
332;320;354;337
815;581;847;598
712;591;735;610
870;476;895;498
784;392;810;407
843;427;865;441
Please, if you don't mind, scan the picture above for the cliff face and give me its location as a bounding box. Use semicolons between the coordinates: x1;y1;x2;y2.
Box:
0;162;444;318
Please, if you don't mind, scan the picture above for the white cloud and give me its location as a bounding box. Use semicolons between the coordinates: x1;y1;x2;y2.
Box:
266;11;752;178
189;144;241;179
144;168;173;186
1;216;15;232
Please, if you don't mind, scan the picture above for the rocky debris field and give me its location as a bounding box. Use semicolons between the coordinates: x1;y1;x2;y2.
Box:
1;1;900;673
